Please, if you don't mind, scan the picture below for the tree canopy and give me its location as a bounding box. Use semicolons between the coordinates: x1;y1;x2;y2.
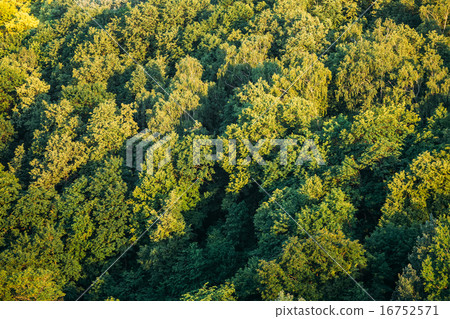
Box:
0;0;448;301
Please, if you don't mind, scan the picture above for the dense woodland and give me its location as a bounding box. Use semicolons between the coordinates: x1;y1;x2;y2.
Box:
0;0;449;301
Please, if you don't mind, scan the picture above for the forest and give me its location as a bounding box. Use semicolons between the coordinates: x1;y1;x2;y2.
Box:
0;0;449;301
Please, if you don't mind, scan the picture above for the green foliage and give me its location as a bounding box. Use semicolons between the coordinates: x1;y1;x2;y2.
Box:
394;215;450;300
334;19;426;111
181;282;237;301
0;0;39;56
0;0;448;302
365;223;421;299
0;267;64;301
257;231;367;300
147;56;209;134
419;0;450;36
0;163;21;245
0;114;14;154
0;56;27;113
380;150;450;226
86;100;137;160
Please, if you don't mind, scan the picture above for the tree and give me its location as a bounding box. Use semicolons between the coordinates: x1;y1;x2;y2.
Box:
0;0;449;302
253;177;357;259
0;114;14;155
257;231;367;300
419;0;450;36
0;267;64;301
181;282;237;301
393;215;450;300
0;163;21;246
0;0;39;56
57;157;133;283
333;19;428;111
147;56;209;134
0;56;27;113
380;150;450;226
85;100;137;161
365;223;421;300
